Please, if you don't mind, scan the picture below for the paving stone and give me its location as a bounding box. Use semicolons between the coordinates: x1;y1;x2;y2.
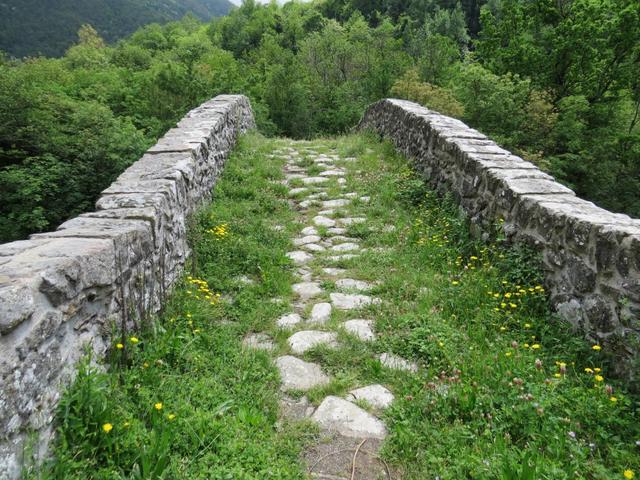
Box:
378;353;418;372
337;178;347;185
310;302;332;324
319;169;345;177
327;227;347;235
276;356;330;391
343;319;375;341
330;293;379;310
359;196;370;203
287;250;313;265
301;226;319;236
338;217;366;226
322;199;350;208
286;173;305;180
277;313;303;329
318;209;336;216
242;333;275;351
311;396;387;439
346;385;394;409
330;242;360;252
288;330;338;354
289;187;308;196
302;243;326;252
299;199;318;209
322;268;347;276
327;254;359;262
294;235;322;246
336;278;372;292
313;216;336;227
302;177;330;185
293;282;323;299
327;236;358;244
308;192;329;199
343;192;358;198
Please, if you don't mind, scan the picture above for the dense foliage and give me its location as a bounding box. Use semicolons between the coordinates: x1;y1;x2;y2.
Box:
1;0;639;242
0;0;233;58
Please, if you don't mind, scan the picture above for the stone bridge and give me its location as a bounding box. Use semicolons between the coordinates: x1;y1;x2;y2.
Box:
0;95;638;477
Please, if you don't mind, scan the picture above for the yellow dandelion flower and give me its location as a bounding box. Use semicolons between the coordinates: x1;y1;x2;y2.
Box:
531;344;541;350
595;375;604;382
505;351;512;357
554;373;562;378
610;396;618;403
524;323;531;329
167;414;176;421
130;337;139;344
624;470;634;479
452;280;459;286
102;423;113;433
116;343;124;350
594;367;602;373
584;367;593;373
592;345;602;351
154;402;163;411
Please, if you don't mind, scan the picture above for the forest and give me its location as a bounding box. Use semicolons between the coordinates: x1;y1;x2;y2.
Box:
0;0;638;242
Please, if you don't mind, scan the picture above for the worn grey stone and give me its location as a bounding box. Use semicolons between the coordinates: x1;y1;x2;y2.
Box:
343;319;375;341
310;303;332;324
302;177;330;185
322;199;350;208
311;396;387;439
292;282;323;300
330;293;380;310
330;243;360;252
301;226;318;236
322;268;347;277
346;385;394;409
286;250;313;265
313;216;336;228
338;217;366;226
0;94;256;476
276;356;330;391
277;313;303;329
302;243;326;253
288;330;338;354
358;98;640;379
294;235;322;246
336;279;372;291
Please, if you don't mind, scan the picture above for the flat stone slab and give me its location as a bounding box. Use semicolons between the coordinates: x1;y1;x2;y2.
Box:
286;250;313;265
322;199;350;208
378;352;418;372
302;243;326;252
276;356;330;391
288;330;338;354
336;278;372;291
277;313;303;329
301;226;318;236
294;235;321;246
311;396;387;439
346;384;394;409
313;216;336;227
322;268;347;276
319;169;345;177
330;242;360;252
293;282;323;300
327;254;359;262
310;302;332;324
338;217;367;226
288;187;308;196
330;293;380;310
242;333;275;351
302;176;329;185
327;227;347;235
343;319;375;341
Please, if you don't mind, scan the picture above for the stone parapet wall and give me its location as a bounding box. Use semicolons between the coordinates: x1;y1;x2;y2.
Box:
0;95;255;478
359;98;640;379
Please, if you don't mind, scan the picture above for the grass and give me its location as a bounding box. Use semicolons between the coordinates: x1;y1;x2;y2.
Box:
29;132;639;480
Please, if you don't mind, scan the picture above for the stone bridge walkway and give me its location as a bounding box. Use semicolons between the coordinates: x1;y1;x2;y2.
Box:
242;143;412;479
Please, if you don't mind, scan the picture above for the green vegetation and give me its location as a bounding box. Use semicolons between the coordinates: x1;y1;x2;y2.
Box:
34;133;639;479
1;0;639;238
0;0;233;58
28;133;311;479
